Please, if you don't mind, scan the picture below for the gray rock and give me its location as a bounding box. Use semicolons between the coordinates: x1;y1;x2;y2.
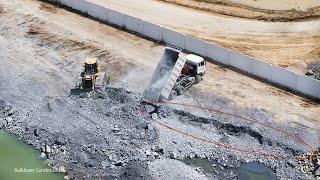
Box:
140;132;146;139
151;113;158;120
145;150;151;156
145;105;155;113
152;152;160;159
114;161;124;167
112;126;120;133
6;117;13;124
170;151;178;159
7;108;14;116
55;136;67;145
306;70;314;76
58;166;66;173
135;152;146;161
141;121;149;130
34;128;40;137
39;152;47;160
188;153;195;159
45;145;52;154
316;167;320;176
110;165;117;170
41;146;46;152
148;154;156;161
147;124;154;131
101;160;110;169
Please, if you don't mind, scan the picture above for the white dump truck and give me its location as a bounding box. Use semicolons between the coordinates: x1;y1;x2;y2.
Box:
144;46;206;102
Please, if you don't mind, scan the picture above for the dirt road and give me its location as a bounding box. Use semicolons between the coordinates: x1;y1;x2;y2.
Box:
0;0;319;179
90;0;320;74
227;0;320;11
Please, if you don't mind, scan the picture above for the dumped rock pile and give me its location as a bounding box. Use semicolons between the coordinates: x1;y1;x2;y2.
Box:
0;99;14;129
299;148;320;179
306;61;320;80
1;87;159;179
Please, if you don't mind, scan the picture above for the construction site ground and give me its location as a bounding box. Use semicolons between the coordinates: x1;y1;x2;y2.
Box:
91;0;320;75
0;0;319;179
159;0;320;21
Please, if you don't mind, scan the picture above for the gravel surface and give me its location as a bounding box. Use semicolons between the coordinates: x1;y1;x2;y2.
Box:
0;1;319;179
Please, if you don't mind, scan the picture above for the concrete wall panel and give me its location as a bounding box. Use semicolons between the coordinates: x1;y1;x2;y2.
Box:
88;3;107;21
184;35;206;57
125;15;143;34
270;66;296;90
229;50;251;72
296;75;320;99
107;9;124;27
60;0;74;8
142;21;162;41
161;28;184;49
73;0;91;13
206;43;228;64
250;58;271;80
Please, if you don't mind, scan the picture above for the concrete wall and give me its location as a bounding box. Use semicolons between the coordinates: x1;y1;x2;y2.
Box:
250;58;271;81
161;28;185;49
56;0;320;100
88;3;107;21
229;50;251;72
72;0;91;13
142;21;162;41
107;9;124;27
184;35;206;57
60;0;74;8
270;66;297;90
296;75;320;98
125;15;143;34
206;44;229;65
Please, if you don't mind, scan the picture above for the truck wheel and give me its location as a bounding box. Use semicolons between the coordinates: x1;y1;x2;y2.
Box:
195;75;203;83
169;90;177;100
175;85;184;95
195;75;200;83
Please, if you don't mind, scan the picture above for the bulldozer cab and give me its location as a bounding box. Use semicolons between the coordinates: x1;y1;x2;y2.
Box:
84;57;100;74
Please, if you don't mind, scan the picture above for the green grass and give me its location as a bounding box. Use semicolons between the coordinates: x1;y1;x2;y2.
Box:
0;130;64;180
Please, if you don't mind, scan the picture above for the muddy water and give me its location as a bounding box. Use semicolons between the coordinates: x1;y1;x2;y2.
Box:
0;130;63;180
238;161;276;180
181;157;276;179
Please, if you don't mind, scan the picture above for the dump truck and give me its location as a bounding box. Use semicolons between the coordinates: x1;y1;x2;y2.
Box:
77;57;107;91
144;47;206;102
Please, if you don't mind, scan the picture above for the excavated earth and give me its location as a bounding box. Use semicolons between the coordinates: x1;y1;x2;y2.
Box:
306;61;320;80
159;0;320;22
0;1;319;179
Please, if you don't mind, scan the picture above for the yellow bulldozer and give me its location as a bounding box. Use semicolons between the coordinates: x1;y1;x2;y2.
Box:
77;57;107;91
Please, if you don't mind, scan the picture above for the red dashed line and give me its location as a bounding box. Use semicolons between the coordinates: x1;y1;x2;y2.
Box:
139;101;315;160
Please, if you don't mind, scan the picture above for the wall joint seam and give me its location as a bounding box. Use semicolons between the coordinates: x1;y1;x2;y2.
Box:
227;49;230;65
248;57;252;74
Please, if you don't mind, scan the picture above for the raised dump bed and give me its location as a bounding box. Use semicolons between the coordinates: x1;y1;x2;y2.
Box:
144;47;186;102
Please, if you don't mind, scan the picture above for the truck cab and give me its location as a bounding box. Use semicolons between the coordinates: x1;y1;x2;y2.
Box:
184;54;206;76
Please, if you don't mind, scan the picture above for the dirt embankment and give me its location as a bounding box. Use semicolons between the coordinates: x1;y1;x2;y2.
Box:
158;0;320;22
26;23;135;83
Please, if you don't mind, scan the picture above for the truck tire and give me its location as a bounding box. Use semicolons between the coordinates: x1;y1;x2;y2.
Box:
175;85;184;95
195;75;203;83
169;90;177;100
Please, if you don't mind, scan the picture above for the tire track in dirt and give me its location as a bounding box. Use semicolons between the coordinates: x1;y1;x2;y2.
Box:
158;0;320;22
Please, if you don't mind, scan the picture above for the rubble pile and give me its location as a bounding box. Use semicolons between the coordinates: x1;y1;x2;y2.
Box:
299;148;320;179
